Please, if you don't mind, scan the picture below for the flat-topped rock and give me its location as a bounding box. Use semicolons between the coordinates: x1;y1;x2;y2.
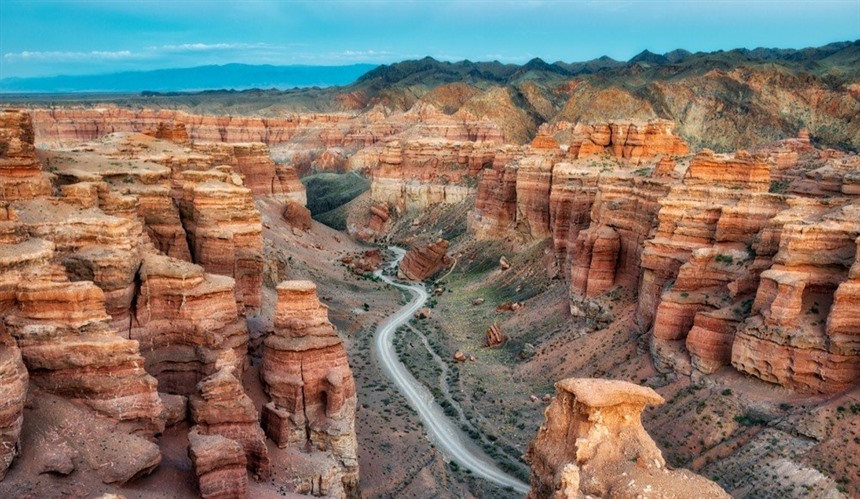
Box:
555;378;665;408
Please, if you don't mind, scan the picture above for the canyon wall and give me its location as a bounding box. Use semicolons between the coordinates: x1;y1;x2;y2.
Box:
0;110;362;496
470;123;860;394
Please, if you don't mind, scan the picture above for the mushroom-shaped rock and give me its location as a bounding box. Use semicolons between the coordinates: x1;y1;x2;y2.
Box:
526;378;729;499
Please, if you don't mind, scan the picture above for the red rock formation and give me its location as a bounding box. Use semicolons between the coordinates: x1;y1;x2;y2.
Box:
12;198;142;333
730;203;860;393
131;253;248;395
190;367;269;478
188;427;248;499
282;200;312;231
4;265;163;434
546;163;599;275
399;239;452;280
515;156;557;239
486;323;506;347
367;203;389;233
149;121;189;143
526;378;728;499
570;225;621;297
570;174;671;302
0;110;52;201
261;280;358;495
684;150;770;191
0;328;27;480
567;120;689;161
472;163;519;240
180;173;263;311
370;138;491;209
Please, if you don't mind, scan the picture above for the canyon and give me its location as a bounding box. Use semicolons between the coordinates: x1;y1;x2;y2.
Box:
0;42;859;498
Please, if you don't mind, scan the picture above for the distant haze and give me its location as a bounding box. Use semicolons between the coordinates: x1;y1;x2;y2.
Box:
1;0;858;79
0;64;378;93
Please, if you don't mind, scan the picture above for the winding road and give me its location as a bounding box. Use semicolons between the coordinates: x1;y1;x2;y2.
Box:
373;247;530;495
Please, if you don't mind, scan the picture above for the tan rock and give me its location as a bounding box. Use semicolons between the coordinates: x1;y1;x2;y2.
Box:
188;426;248;499
526;378;728;499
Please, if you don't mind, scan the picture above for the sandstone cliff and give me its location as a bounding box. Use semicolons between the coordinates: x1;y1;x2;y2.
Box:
261;280;359;497
190;367;270;479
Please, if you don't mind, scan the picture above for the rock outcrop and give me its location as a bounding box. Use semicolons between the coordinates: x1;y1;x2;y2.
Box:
190;367;270;479
180;171;263;311
526;378;728;499
567;120;690;161
188;426;248;499
399;239;452;281
0;328;27;480
486;323;506;348
4;266;164;434
132;253;248;395
0;110;52;201
261;280;359;497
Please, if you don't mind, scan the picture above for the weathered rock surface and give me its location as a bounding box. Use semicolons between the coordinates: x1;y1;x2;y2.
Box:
190;367;269;478
567;120;690;161
180;173;263;311
486;323;506;348
282;200;313;231
0;110;52;201
526;378;728;499
132;253;248;395
5;268;164;434
261;280;359;497
188;426;248;499
399;239;452;281
0;328;27;480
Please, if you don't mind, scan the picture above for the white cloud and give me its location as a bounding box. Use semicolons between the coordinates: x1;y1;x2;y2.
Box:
157;42;272;52
3;50;135;61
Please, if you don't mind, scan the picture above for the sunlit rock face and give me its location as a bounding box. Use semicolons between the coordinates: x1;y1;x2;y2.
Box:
526;378;729;499
399;238;452;281
261;280;359;498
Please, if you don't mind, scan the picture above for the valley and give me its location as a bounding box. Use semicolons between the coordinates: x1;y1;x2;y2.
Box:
0;41;858;499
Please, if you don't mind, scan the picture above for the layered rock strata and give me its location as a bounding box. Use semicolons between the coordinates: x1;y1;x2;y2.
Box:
131;253;248;395
190;367;270;478
188;427;248;499
0;328;27;480
180;171;263;310
526;378;728;499
261;280;359;497
0;110;52;201
399;239;452;281
4;265;163;434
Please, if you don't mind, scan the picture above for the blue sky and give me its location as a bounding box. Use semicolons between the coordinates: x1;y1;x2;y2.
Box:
1;0;858;78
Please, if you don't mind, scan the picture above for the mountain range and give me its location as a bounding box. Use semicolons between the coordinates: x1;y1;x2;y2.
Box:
0;63;379;93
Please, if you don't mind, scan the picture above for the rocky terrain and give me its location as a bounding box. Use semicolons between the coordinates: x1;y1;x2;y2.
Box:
0;40;858;499
0;108;366;498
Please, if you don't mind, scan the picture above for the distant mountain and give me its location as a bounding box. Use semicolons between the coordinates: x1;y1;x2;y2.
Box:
0;63;378;93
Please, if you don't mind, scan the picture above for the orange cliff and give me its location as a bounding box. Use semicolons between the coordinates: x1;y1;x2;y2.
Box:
467;123;860;394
